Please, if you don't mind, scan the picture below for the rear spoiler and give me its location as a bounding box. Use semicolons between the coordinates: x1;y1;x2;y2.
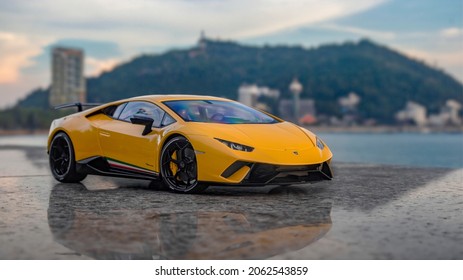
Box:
54;102;102;112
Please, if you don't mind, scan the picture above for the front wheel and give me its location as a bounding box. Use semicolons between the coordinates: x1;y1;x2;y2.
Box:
49;132;87;183
160;136;208;193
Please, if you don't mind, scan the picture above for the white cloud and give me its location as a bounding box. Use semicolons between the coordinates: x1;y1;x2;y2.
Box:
402;48;463;81
404;48;463;67
440;27;463;38
0;0;388;49
316;23;396;40
86;57;120;77
0;0;389;107
0;32;51;83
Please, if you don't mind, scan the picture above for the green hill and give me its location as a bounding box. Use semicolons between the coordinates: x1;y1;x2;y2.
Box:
86;39;462;121
3;38;462;129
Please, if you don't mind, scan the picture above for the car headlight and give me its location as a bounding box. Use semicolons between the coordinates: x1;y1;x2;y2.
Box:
316;137;325;150
215;138;254;152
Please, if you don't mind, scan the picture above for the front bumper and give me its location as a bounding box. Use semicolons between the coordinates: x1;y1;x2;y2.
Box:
218;160;333;186
190;134;333;184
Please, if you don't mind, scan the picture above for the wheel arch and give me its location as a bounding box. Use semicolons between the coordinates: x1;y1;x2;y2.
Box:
49;130;87;183
158;133;207;193
48;129;71;153
157;132;190;171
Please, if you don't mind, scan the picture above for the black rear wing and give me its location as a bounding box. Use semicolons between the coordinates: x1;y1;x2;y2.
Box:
54;102;102;112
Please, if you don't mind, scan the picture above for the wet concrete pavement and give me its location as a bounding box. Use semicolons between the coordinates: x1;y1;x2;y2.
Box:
0;145;462;259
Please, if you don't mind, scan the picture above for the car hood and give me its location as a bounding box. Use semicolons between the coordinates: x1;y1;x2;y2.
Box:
186;122;315;150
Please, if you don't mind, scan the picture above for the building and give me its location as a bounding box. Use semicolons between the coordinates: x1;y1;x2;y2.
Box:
444;99;462;125
189;31;208;58
338;92;361;125
279;99;316;123
338;92;361;113
49;47;86;106
395;101;427;126
289;78;303;122
428;99;462;126
278;79;316;124
237;84;279;108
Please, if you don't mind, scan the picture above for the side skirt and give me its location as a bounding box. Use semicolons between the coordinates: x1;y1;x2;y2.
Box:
77;156;159;181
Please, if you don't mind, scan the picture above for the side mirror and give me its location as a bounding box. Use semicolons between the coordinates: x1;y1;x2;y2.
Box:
130;115;154;136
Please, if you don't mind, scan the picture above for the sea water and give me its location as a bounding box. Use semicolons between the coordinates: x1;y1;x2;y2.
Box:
319;132;463;168
0;133;462;168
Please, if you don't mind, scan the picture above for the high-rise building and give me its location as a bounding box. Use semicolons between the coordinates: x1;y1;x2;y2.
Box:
49;47;86;106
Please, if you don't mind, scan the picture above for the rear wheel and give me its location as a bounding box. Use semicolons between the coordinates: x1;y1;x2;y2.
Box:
160;136;208;193
49;132;87;183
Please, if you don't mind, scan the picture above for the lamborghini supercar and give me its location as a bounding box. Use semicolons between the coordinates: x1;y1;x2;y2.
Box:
48;95;333;193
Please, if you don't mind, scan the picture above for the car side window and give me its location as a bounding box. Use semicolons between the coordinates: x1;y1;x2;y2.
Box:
161;113;176;126
118;101;165;127
112;103;127;119
101;105;116;117
101;103;127;119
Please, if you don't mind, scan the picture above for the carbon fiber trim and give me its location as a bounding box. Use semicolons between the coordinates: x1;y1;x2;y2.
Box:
218;160;333;185
77;156;159;180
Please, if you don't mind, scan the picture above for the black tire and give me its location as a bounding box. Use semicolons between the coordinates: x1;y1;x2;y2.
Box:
160;136;208;193
49;132;87;183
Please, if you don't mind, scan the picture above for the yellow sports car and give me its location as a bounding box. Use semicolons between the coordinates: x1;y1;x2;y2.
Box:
48;95;333;193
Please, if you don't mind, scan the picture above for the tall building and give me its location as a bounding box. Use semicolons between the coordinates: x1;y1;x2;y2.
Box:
279;79;316;124
289;78;303;123
49;47;86;106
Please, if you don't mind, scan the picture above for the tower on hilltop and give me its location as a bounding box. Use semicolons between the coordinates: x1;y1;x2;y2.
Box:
198;30;207;51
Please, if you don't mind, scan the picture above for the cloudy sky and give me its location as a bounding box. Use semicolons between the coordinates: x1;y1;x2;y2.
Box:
0;0;461;108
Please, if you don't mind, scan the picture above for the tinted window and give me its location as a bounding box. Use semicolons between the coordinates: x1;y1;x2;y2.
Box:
101;103;127;118
118;101;165;127
161;113;176;126
102;105;117;116
112;103;127;119
163;100;279;124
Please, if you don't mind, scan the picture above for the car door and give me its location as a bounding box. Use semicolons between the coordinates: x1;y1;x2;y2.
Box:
97;101;165;175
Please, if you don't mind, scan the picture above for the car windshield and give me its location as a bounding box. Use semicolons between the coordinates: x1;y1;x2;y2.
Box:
163;100;279;124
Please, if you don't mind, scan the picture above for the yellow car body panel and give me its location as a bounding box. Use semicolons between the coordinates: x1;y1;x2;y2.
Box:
48;95;333;187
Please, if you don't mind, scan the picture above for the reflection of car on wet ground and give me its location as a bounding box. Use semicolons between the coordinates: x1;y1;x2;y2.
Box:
48;183;332;259
48;95;333;193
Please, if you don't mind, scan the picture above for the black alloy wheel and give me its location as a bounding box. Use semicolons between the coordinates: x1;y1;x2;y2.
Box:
49;132;87;183
160;136;208;193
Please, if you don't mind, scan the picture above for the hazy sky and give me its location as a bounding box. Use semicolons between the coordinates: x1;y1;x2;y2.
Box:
0;0;461;108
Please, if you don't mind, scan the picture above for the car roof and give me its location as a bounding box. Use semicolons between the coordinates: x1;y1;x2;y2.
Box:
127;94;231;103
79;95;233;117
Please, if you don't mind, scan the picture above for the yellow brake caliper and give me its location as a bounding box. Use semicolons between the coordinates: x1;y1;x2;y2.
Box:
170;151;178;175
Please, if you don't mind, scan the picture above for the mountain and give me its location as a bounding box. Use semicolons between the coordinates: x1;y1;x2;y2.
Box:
4;38;463;129
17;87;49;109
